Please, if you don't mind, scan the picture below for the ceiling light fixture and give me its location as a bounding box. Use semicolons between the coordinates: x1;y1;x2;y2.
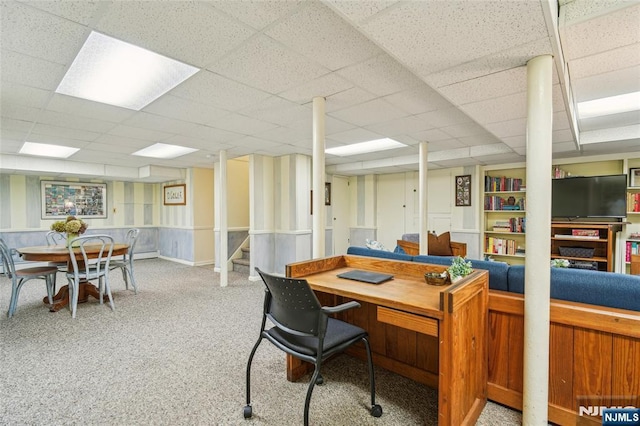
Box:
325;138;406;156
132;143;198;159
577;91;640;120
56;31;199;110
19;142;79;158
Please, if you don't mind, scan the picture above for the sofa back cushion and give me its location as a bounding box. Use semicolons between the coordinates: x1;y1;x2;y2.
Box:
467;259;509;291
346;246;413;262
508;265;640;312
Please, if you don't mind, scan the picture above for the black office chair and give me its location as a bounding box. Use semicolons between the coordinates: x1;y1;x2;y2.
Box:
245;267;382;425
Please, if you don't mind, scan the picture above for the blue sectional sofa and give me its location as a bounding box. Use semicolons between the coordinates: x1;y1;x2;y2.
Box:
346;246;640;311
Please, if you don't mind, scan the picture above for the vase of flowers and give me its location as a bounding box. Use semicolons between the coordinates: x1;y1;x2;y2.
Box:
50;216;88;247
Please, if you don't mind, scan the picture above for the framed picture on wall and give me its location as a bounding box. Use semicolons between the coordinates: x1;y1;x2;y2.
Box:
325;182;331;206
164;184;186;205
41;181;107;219
455;175;472;207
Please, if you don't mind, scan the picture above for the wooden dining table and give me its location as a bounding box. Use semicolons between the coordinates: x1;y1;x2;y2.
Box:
16;244;128;312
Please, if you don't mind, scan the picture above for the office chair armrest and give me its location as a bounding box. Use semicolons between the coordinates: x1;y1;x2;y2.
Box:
321;300;361;314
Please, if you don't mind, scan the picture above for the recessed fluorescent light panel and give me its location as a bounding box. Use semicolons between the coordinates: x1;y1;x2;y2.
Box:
56;31;199;110
19;142;79;158
325;138;407;156
132;143;198;159
577;91;640;119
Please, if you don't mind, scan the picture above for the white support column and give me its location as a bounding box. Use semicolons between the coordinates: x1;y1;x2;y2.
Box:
419;142;429;255
523;54;553;425
219;150;228;287
312;97;326;259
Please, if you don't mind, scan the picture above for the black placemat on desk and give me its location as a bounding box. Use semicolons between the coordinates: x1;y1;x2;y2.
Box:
337;270;394;284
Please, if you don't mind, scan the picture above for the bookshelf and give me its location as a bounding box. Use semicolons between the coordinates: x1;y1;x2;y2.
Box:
483;168;526;264
551;222;621;272
625;159;640;272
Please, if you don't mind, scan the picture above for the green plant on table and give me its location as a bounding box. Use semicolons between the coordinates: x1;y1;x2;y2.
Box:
448;256;473;281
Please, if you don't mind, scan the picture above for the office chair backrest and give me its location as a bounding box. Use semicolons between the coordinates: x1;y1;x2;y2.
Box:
255;268;323;336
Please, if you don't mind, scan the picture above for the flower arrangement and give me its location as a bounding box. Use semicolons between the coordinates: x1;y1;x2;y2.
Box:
51;215;88;235
448;256;473;282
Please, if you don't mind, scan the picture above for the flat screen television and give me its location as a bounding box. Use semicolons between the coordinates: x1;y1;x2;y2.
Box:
551;174;627;219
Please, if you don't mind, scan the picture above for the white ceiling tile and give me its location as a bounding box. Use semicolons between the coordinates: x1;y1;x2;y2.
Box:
383;86;452;115
326;127;382;145
560;4;640;61
93;134;157;149
553;129;575;143
254;125;310;144
95;1;255;67
266;2;381;71
82;141;139;155
169;71;271;112
414;107;473;128
409;129;451;143
38;109;116;133
328;98;407;127
324;1;399;25
460;93;526;125
239;96;311;126
441;122;491;139
458;134;502;147
325;87;378;112
123;112;196;134
439;67;527;106
572;66;640;102
0;138;24;153
425;37;553;88
209;0;304;31
1;117;33;134
108;124;173;142
580;124;640;144
30;123;99;142
554;111;571;131
424;139;466;152
209;35;329;94
579;110;640;132
473;153;524;165
46;94;135;123
568;43;640;80
2;103;43;122
0;50;67;90
22;0;104;25
469;143;514;157
501;135;526;149
365;116;433;136
279;73;354;104
143;95;229;126
485;118;527;138
360;1;548;75
207;113;279;135
1;1;88;64
337;54;424;97
179;124;244;144
0;82;50;109
553;141;579;153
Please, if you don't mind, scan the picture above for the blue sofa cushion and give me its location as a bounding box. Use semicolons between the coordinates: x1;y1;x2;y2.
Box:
412;255;454;266
508;265;640;312
346;246;413;262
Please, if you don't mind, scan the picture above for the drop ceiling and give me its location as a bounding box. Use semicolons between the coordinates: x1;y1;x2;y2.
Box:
1;0;639;182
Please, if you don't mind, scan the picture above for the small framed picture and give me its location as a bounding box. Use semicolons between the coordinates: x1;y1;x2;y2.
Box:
164;184;186;205
455;175;472;207
325;182;331;206
630;168;640;187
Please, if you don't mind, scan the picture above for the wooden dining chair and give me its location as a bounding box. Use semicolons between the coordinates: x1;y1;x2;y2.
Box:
0;238;58;318
66;234;115;318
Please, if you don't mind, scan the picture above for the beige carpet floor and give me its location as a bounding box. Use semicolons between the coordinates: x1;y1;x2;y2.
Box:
0;258;521;425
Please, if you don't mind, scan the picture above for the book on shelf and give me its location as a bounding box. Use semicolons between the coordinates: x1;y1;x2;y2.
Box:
626;241;639;262
484;176;524;192
484;195;526;211
491;217;525;233
555;234;599;239
485;236;519;255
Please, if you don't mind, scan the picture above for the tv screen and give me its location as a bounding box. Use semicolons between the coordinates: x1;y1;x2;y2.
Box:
551;174;627;219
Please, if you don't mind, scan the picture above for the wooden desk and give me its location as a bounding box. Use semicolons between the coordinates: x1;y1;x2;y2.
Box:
286;255;489;425
17;244;128;312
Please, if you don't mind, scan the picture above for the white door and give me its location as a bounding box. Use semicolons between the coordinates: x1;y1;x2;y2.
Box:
332;176;350;254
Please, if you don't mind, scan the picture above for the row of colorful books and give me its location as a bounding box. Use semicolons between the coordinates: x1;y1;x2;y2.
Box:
627;192;640;213
484;196;526;211
626;240;640;262
484;176;524;192
492;217;526;233
485;237;520;255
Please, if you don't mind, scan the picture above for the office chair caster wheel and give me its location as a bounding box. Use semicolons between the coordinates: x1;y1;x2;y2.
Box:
370;404;383;417
243;405;252;419
315;374;324;385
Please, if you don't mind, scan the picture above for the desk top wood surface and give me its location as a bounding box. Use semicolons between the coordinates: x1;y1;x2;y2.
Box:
17;244;128;262
286;254;486;320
